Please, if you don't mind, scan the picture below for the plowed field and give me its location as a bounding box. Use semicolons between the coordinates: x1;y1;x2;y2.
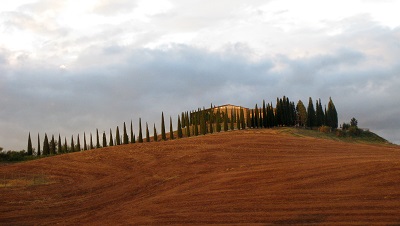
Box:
1;129;400;225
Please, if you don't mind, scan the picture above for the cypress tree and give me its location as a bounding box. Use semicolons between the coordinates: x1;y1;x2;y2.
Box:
230;109;235;130
71;136;75;152
37;133;41;156
96;129;101;148
216;108;221;132
58;134;62;153
116;126;121;145
138;118;143;143
186;115;191;137
130;120;135;143
146;122;150;142
109;129;114;146
307;97;316;128
327;97;338;129
223;110;228;132
83;133;87;151
161;112;166;140
194;116;199;136
209;111;214;134
177;115;183;138
255;104;259;128
296;100;307;127
77;134;81;151
63;137;68;153
315;99;324;127
154;123;158;142
236;110;240;130
50;135;56;155
262;100;267;128
246;108;251;129
170;117;174;140
240;108;245;129
43;133;50;155
27;132;33;155
90;133;94;150
123;122;129;144
102;132;107;147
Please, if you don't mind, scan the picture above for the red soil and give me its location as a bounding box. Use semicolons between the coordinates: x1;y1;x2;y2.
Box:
1;129;400;225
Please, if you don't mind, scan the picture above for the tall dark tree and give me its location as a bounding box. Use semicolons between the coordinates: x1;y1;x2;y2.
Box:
161;112;166;140
96;129;101;148
254;104;259;128
326;97;338;129
83;133;87;151
315;99;325;127
123;122;129;144
43;133;50;155
37;133;41;156
146;122;150;142
58;134;62;153
90;133;94;150
186;115;190;137
240;108;245;129
76;134;81;151
262;100;267;128
27;132;33;155
230;109;235;130
223;109;229;132
194;116;199;136
216;108;221;132
50;135;56;155
116;126;121;145
102;132;107;147
63;137;68;153
236;110;241;130
71;136;75;152
296;100;307;127
138;118;143;143
177;115;183;138
170;117;174;140
307;97;316;128
154;123;158;142
130;120;135;143
109;129;114;146
209;110;214;134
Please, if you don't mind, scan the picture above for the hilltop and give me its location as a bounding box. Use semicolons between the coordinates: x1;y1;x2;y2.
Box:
1;128;400;225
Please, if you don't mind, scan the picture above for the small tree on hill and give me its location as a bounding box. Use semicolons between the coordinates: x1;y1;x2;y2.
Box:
27;133;33;155
177;115;183;138
96;129;101;148
71;136;75;152
161;112;166;140
116;126;121;145
83;133;87;151
90;133;94;150
130;120;135;143
58;134;62;153
37;133;41;156
138;118;143;143
43;133;50;155
123;122;129;144
109;129;114;146
170;117;174;140
154;123;158;142
50;135;56;155
296;100;307;127
350;117;358;127
102;132;107;147
146;122;150;142
77;134;81;151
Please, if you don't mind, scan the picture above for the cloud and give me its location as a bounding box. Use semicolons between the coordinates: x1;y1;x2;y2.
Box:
92;0;138;16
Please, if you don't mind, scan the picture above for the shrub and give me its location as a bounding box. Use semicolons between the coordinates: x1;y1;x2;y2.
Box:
319;126;331;133
348;126;361;136
336;130;345;137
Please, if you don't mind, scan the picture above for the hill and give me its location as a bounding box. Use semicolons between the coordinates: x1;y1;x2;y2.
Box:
1;129;400;225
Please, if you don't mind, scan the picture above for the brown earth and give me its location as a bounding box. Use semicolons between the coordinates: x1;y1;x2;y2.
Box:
1;128;400;225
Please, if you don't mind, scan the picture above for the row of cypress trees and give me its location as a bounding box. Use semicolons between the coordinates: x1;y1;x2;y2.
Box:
27;96;338;156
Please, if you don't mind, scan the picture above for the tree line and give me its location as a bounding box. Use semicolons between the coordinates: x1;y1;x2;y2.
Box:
26;96;338;156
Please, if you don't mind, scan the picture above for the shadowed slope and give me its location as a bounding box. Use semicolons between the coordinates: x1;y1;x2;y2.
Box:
1;129;400;225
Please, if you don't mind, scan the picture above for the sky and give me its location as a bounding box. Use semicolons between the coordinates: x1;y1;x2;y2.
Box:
1;0;399;150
